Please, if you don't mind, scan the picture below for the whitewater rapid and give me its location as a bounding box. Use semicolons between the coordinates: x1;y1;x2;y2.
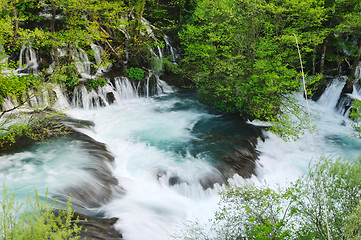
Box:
64;78;361;239
1;77;360;240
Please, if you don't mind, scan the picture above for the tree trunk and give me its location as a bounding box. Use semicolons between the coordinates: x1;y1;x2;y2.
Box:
13;2;18;44
68;41;72;65
51;0;60;69
137;0;146;41
349;39;361;84
320;37;328;75
312;39;316;75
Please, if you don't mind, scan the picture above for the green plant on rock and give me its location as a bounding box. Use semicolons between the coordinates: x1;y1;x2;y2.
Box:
0;186;83;239
86;77;108;91
126;67;144;81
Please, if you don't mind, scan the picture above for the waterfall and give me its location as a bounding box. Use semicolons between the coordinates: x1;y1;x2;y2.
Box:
145;74;151;98
72;77;137;109
317;77;346;109
71;75;174;109
52;85;71;110
90;43;111;76
156;75;173;94
17;44;38;74
1;98;16;111
114;77;139;100
0;45;7;65
164;36;178;63
355;62;361;80
73;47;92;79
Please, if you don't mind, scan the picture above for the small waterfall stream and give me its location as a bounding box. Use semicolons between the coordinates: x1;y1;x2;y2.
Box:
17;44;38;74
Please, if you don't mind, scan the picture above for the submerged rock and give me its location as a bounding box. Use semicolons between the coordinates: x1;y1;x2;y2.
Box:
220;137;260;179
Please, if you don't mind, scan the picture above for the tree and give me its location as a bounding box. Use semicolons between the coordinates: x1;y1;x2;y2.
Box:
178;0;324;137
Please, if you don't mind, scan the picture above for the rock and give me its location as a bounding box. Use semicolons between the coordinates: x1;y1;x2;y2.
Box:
169;176;182;186
337;80;353;115
220;138;259;179
106;92;116;104
73;213;123;240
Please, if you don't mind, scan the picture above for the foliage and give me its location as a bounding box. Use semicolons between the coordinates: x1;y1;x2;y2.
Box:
50;65;79;89
86;77;108;91
126;67;145;81
0;110;70;150
350;100;361;138
304;74;325;98
177;157;361;239
0;122;29;148
290;157;361;239
344;201;361;239
0;74;42;105
177;0;361;137
178;0;326;138
0;186;82;239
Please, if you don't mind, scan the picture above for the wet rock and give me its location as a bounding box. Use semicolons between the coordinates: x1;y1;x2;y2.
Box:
199;171;227;190
169;176;182;186
309;76;332;101
106;92;116;104
337;81;353;115
193;132;262;190
1;109;123;238
221;138;260;179
74;213;123;240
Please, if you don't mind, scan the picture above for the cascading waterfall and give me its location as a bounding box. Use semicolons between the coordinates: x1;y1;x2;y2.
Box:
0;45;7;65
257;79;361;185
73;47;92;79
164;36;178;63
90;43;112;76
17;44;38;74
355;61;361;80
317;77;346;109
72;76;173;110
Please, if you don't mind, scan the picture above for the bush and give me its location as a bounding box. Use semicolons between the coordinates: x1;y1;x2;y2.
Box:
126;67;144;81
51;65;79;89
86;77;108;91
176;157;361;239
0;187;83;239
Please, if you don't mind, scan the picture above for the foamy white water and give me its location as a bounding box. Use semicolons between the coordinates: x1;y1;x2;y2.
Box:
67;93;228;240
1;76;360;239
63;78;361;239
257;78;361;186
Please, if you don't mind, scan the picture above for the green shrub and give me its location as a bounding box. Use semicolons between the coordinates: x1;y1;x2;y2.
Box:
0;187;83;239
0;74;42;105
86;77;108;91
51;65;79;88
126;67;144;81
176;157;361;239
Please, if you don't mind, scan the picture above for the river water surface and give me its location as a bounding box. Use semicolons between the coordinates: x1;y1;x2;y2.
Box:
1;78;361;239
